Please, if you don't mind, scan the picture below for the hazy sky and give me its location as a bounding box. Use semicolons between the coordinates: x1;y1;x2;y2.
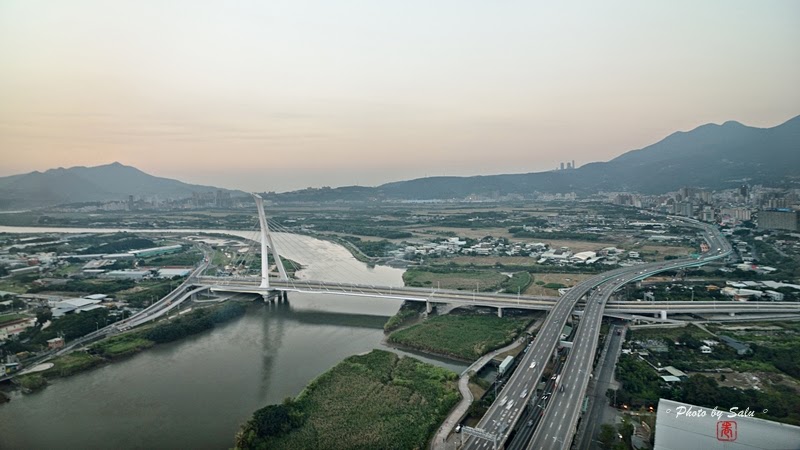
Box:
1;1;798;192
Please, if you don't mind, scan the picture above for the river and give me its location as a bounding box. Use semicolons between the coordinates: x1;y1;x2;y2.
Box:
0;226;468;449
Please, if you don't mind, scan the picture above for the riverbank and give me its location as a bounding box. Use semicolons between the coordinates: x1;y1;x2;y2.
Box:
11;302;248;393
235;349;460;450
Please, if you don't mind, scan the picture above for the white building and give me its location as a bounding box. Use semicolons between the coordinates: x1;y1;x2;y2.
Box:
765;290;785;301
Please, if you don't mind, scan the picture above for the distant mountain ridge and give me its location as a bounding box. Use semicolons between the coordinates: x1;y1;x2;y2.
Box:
267;114;800;202
3;115;798;208
0;162;239;209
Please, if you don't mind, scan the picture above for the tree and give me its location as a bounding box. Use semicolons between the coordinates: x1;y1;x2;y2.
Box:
35;308;52;325
618;418;634;449
599;424;617;450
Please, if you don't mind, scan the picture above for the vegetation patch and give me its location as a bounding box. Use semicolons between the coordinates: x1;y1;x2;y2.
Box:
383;301;426;333
500;272;532;294
42;352;105;378
91;333;154;358
388;311;532;360
403;268;507;291
0;313;29;326
235;350;459;450
145;302;246;344
17;374;48;392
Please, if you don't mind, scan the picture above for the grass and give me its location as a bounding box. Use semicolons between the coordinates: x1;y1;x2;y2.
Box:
383;301;426;333
42;352;105;378
524;272;594;296
0;313;29;326
0;280;26;294
403;269;508;291
91;333;154;358
236;350;460;450
501;272;532;294
388;312;533;360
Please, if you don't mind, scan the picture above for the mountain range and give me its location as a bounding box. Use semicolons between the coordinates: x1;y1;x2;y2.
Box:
1;114;798;208
266;114;800;201
0;162;239;210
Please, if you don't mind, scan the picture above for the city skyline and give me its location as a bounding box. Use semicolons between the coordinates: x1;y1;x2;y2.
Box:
1;1;799;192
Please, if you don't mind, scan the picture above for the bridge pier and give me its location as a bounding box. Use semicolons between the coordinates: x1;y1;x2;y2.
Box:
497;307;503;318
426;300;432;314
261;291;282;303
282;291;288;301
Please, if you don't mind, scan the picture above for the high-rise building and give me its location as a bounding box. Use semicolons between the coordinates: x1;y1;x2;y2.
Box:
758;210;799;231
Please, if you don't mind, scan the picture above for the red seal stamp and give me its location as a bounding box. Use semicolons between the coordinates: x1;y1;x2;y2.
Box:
717;420;737;441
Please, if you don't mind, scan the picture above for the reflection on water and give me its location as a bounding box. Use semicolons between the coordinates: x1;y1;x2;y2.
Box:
0;226;468;449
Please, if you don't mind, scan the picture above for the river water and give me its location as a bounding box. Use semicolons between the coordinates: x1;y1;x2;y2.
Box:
0;226;467;450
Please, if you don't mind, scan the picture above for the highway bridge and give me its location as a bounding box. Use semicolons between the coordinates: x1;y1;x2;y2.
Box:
525;220;734;450
8;194;792;450
460;218;735;450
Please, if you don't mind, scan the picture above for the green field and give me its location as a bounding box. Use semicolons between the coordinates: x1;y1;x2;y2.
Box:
501;272;532;294
0;313;28;326
388;312;532;360
403;269;507;291
91;333;154;358
42;352;105;377
236;350;460;450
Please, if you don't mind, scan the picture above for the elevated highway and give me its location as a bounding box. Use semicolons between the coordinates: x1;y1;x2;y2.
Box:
462;218;733;450
525;219;734;450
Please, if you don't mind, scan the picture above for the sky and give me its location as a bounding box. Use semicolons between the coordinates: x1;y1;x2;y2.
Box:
1;1;798;192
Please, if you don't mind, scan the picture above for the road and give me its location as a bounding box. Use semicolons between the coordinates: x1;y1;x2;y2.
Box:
574;324;625;450
525;218;732;450
459;217;732;449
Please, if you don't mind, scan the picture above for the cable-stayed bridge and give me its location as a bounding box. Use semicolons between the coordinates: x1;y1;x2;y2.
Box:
105;195;797;450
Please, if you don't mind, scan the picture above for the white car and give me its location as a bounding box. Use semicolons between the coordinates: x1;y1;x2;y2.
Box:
506;400;515;410
520;389;528;398
499;396;508;406
529;361;536;369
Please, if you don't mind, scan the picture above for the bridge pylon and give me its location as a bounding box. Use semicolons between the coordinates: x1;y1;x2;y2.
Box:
252;193;289;288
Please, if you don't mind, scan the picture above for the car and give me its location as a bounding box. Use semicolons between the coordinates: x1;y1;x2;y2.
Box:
560;384;565;393
521;389;528;398
499;395;508;406
455;425;462;433
527;420;534;427
529;361;536;369
506;400;515;410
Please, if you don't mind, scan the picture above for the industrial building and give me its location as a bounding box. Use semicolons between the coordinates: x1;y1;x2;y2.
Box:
51;298;103;317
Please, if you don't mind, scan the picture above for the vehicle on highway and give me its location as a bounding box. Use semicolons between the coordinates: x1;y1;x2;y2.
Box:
527;420;534;427
455;425;462;433
499;395;508;406
560;384;565;393
529;361;536;369
521;389;528;398
506;400;515;410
